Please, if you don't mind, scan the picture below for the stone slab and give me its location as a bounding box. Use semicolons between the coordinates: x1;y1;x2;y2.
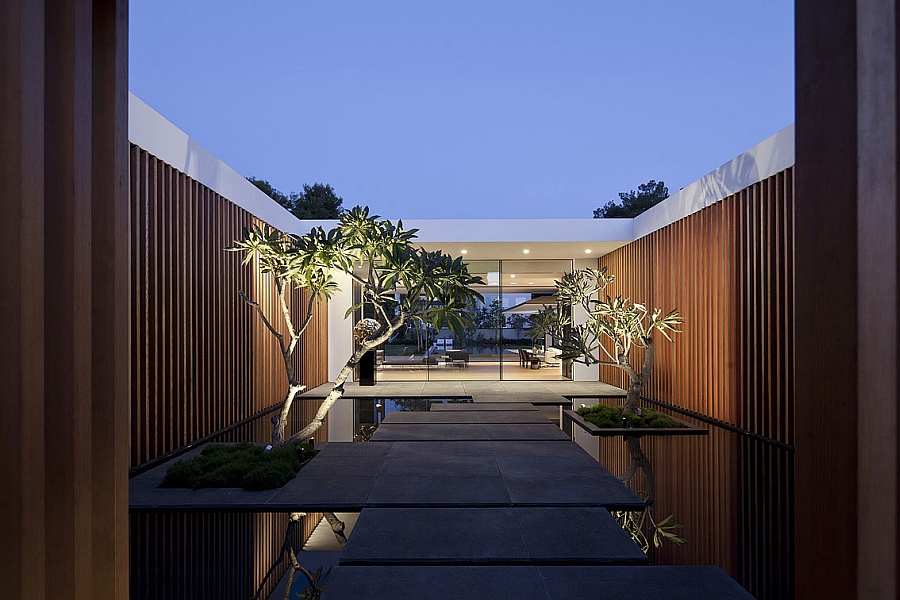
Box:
340;508;530;565
131;440;643;511
321;566;547;600
339;507;646;566
538;566;756;599
504;475;643;510
319;566;753;600
386;440;494;457
516;507;647;564
369;423;569;442
266;475;376;510
382;411;549;424
367;475;512;506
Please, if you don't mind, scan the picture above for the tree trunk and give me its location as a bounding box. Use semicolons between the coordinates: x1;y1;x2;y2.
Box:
624;380;642;414
272;383;306;446
286;318;405;445
619;436;655;505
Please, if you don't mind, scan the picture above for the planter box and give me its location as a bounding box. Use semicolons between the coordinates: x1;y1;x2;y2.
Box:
563;408;707;462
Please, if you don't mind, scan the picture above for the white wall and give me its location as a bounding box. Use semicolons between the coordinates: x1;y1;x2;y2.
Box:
324;271;356;442
571;258;600;381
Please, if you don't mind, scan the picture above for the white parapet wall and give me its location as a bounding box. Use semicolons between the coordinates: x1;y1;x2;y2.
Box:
633;123;795;240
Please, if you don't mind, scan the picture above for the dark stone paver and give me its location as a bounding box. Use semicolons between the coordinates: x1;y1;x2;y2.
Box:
266;475;376;510
366;475;512;506
382;410;550;424
321;566;547;600
319;566;754;600
504;475;643;510
380;453;501;478
130;440;644;510
340;508;530;565
386;440;494;457
369;423;570;442
369;423;490;441
516;508;647;564
489;440;592;458
339;507;647;566
538;566;756;599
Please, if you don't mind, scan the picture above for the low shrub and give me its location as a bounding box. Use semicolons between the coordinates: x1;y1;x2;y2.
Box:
576;403;684;429
161;441;316;490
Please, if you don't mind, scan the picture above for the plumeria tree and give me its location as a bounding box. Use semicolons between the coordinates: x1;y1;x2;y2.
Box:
547;267;682;414
231;206;484;447
229;223;350;446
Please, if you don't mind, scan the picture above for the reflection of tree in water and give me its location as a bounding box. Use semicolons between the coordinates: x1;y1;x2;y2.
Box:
249;511;348;600
390;397;431;412
612;436;686;554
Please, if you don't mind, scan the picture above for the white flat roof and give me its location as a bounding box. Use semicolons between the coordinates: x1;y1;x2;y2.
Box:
129;92;794;261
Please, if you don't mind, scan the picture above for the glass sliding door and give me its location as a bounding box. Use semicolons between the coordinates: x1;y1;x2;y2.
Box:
499;259;573;381
362;258;573;382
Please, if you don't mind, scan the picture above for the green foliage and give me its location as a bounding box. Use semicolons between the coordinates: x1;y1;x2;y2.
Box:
161;442;316;490
612;503;686;554
248;178;344;219
548;267;682;369
593;180;669;218
577;403;684;429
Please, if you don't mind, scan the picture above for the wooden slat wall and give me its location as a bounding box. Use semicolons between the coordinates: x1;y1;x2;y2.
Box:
1;2;131;599
598;168;794;445
129;144;330;467
593;406;793;600
594;168;795;599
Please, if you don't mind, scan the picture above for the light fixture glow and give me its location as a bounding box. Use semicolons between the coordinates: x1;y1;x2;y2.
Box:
528;282;534;285
585;249;592;254
523;249;530;254
460;249;468;254
510;274;516;278
510;282;517;285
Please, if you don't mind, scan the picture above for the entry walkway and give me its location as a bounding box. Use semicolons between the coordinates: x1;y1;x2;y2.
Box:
317;402;753;600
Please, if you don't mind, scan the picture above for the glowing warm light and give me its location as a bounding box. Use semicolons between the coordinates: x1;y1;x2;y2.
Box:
522;249;530;254
585;249;592;254
510;274;516;278
528;282;534;285
460;249;468;254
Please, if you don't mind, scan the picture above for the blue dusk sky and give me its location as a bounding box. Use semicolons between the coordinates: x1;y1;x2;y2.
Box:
129;1;794;220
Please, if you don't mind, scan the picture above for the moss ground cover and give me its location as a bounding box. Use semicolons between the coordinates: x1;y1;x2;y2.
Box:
161;441;316;490
577;403;684;429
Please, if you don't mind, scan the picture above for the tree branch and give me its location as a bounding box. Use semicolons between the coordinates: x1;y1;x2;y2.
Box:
239;290;287;356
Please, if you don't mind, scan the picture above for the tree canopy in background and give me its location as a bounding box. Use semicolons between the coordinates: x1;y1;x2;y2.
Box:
248;177;345;219
592;180;669;218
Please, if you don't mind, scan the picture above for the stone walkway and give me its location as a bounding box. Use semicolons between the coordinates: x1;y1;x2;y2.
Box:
315;402;753;600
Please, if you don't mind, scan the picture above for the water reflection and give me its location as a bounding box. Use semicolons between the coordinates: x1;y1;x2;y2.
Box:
353;397;472;440
130;509;358;600
580;401;794;600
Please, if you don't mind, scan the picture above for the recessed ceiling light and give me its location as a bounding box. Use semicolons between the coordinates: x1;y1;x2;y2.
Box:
510;282;517;285
528;282;534;285
460;249;468;254
510;274;516;278
522;249;530;254
585;249;592;254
